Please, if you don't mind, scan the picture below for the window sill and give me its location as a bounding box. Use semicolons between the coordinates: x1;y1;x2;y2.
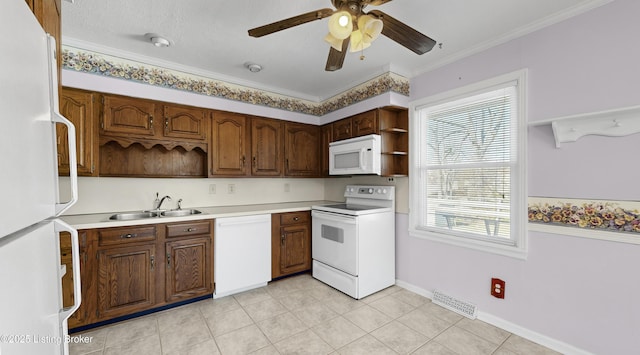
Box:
409;228;528;260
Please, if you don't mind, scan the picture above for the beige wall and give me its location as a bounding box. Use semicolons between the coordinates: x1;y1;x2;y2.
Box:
61;177;326;215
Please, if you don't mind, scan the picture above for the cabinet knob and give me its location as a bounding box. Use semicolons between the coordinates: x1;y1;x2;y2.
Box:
293;217;300;221
186;227;197;232
281;234;286;246
120;233;137;239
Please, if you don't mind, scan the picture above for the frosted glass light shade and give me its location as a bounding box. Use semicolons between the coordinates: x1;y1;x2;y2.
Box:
357;15;383;43
324;33;344;51
328;11;353;40
349;30;371;52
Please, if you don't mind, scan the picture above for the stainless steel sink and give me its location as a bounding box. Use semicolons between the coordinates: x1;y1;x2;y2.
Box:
160;209;202;217
109;211;159;220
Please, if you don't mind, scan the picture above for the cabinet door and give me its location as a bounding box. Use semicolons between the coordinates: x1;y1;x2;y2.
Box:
332;118;352;141
210;112;250;176
58;88;98;176
101;95;156;137
352;110;379;137
29;0;61;105
163;104;207;141
97;244;156;320
279;223;311;275
165;237;212;302
320;125;332;177
284;123;319;177
251;117;283;176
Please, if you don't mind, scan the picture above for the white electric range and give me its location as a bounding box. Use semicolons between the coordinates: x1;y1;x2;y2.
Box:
311;185;395;299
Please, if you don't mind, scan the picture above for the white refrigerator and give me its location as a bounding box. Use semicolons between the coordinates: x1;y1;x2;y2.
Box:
0;1;80;354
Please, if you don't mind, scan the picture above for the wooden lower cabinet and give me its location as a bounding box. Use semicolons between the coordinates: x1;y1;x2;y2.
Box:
271;212;311;278
165;221;213;302
70;220;214;329
97;244;157;320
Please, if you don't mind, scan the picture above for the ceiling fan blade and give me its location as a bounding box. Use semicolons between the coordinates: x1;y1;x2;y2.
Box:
248;8;334;37
363;0;393;6
368;10;436;55
325;39;349;71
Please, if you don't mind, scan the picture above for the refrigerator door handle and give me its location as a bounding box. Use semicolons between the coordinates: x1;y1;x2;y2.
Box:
47;35;78;216
55;220;81;324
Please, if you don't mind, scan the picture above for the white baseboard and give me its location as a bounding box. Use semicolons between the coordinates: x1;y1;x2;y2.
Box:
395;279;593;355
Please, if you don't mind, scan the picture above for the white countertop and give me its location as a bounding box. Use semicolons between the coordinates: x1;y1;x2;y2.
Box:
61;200;338;230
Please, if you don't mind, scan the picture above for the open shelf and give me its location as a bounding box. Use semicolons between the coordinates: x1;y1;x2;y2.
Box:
379;107;409;176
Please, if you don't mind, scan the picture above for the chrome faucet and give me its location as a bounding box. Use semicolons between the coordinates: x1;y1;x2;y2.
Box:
177;199;183;210
156;195;172;210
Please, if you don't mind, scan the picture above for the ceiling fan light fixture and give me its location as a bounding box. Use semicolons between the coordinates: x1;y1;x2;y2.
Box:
324;33;344;51
328;11;353;39
357;15;383;43
349;30;371;52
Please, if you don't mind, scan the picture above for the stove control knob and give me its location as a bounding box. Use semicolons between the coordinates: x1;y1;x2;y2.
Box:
376;188;382;194
348;188;354;193
368;188;374;194
382;188;388;194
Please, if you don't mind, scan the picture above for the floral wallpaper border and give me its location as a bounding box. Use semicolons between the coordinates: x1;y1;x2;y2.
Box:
528;197;640;241
61;46;410;117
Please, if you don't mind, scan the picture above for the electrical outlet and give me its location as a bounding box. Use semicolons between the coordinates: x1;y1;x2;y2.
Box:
284;183;290;192
209;184;216;194
227;184;236;194
491;278;505;299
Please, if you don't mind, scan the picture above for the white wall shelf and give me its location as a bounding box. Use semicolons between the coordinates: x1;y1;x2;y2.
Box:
528;105;640;147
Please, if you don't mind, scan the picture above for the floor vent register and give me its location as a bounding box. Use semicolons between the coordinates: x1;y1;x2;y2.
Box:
432;290;478;319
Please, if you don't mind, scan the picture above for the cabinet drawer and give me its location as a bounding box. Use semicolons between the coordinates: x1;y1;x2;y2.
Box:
166;221;211;238
98;226;157;246
280;211;310;225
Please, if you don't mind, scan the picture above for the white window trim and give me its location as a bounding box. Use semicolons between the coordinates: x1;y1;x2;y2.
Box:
409;69;528;260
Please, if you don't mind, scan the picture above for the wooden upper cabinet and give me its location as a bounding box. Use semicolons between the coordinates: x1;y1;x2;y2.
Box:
331;110;378;143
332;118;352;141
284;122;319;177
58;88;98;176
28;0;61;105
320;124;332;177
163;104;207;141
251;117;283;176
101;95;156;137
352;110;379;136
210;111;250;176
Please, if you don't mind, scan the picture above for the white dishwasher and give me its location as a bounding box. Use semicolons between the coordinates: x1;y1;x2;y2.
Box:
214;214;271;298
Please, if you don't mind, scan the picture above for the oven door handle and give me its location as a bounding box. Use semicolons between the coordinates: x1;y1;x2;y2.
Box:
312;211;357;224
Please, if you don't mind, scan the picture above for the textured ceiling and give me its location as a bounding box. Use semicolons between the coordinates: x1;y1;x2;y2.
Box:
61;0;608;101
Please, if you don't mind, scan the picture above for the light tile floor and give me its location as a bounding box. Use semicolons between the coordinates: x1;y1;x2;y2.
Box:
69;273;561;355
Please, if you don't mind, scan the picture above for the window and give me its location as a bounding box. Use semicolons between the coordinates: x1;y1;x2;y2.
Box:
409;70;527;259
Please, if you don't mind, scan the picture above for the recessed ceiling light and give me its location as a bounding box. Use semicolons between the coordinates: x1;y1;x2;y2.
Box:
144;33;172;48
244;62;262;73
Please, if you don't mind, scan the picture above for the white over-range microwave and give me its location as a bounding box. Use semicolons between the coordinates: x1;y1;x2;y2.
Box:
329;134;381;175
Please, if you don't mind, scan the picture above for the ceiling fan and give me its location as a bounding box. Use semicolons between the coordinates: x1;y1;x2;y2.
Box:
248;0;436;71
